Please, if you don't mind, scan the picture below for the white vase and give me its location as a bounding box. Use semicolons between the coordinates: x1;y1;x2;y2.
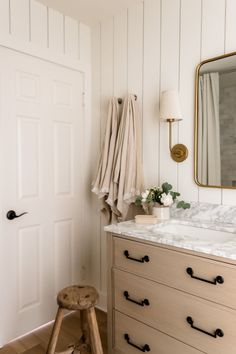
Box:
152;204;170;220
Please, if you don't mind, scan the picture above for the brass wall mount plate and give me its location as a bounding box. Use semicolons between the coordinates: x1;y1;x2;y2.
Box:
171;144;188;162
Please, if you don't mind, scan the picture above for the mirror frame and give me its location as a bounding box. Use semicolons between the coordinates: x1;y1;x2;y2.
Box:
194;50;236;189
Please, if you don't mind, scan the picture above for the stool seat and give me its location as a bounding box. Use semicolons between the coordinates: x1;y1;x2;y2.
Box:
47;284;103;354
57;285;99;311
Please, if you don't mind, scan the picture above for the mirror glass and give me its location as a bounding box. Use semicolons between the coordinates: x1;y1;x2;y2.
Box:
195;52;236;188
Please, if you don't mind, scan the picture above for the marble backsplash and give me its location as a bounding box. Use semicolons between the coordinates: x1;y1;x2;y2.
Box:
171;202;236;225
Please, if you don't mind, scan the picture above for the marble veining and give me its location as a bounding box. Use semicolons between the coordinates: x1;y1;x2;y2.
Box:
105;202;236;261
170;201;236;224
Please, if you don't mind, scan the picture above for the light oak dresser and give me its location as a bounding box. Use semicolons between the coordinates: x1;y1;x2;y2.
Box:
106;230;236;354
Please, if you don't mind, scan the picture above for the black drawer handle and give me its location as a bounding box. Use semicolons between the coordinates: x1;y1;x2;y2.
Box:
186;316;224;338
124;333;150;352
124;291;150;306
124;250;150;263
186;267;224;285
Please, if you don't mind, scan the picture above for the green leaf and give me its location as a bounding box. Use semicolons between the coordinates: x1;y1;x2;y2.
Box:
135;195;143;206
177;201;191;209
170;191;180;200
162;182;172;194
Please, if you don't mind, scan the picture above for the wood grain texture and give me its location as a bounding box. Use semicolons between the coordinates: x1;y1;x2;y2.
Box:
114;268;236;354
0;310;107;354
113;235;236;309
115;310;202;354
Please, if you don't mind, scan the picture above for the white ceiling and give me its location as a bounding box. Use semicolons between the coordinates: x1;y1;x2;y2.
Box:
37;0;142;26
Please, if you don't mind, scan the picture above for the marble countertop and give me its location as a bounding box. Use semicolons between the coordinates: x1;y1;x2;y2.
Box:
105;217;236;261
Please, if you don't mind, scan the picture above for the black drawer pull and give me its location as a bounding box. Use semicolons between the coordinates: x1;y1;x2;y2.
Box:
124;250;150;263
186;267;224;285
186;316;224;338
124;291;150;306
124;333;150;352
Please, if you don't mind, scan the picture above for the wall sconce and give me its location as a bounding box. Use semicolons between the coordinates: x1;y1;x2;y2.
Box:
160;90;188;163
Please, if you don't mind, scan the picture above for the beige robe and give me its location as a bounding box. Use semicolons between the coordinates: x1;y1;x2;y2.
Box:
107;94;143;220
92;95;143;222
92;97;120;197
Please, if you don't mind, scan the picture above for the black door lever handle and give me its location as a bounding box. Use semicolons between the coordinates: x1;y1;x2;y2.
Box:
6;210;28;220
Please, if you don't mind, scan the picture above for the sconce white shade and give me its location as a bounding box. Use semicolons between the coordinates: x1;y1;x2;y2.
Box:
160;90;182;121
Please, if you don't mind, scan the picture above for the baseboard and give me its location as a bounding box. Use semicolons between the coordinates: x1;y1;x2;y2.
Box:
96;291;107;312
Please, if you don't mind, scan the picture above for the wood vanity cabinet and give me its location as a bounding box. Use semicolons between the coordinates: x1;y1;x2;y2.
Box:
107;233;236;354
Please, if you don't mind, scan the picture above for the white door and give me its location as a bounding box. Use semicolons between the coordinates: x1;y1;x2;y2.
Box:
0;47;84;344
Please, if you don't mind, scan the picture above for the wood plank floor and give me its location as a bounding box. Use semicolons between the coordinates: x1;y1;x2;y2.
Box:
0;309;107;354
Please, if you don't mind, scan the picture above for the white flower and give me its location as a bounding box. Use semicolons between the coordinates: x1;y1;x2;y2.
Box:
160;193;173;207
141;190;149;202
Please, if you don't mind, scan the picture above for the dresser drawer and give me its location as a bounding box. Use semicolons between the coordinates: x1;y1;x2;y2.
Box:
114;236;236;309
114;268;236;354
114;310;202;354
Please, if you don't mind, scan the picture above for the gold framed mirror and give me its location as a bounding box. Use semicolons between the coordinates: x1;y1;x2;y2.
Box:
195;51;236;189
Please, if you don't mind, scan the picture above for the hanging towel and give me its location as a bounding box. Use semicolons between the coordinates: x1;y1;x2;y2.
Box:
107;94;144;220
92;97;120;206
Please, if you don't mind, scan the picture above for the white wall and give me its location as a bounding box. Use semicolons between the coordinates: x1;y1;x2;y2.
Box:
0;0;93;285
91;0;236;308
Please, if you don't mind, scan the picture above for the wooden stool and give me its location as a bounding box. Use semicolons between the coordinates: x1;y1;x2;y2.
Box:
46;285;103;354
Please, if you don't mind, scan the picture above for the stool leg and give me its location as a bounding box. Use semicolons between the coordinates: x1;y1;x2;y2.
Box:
86;307;103;354
46;307;64;354
80;309;90;344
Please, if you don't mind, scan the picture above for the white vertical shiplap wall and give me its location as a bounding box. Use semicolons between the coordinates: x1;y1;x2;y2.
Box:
91;0;236;307
178;0;201;201
198;0;225;204
0;0;90;72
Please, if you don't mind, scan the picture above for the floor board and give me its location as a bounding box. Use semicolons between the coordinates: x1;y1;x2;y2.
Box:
0;309;107;354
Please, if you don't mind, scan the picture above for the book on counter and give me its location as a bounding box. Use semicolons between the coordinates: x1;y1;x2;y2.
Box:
135;214;158;224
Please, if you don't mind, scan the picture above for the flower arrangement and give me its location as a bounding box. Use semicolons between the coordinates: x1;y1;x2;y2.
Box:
136;182;190;211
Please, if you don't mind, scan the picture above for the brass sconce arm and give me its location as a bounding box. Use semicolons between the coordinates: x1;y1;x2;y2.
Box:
166;118;188;163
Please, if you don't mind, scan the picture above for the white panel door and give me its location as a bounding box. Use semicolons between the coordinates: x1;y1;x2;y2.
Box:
0;47;84;344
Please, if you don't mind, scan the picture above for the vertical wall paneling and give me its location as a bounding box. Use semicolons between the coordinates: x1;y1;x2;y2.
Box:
142;0;160;187
100;19;114;136
100;18;114;296
90;25;101;292
10;0;30;41
198;0;225;204
114;10;128;98
48;8;64;54
178;0;201;202
225;0;236;53
65;16;79;59
127;3;143;102
222;0;236;205
159;0;180;190
0;0;10;38
30;0;47;48
201;0;226;60
80;23;91;66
